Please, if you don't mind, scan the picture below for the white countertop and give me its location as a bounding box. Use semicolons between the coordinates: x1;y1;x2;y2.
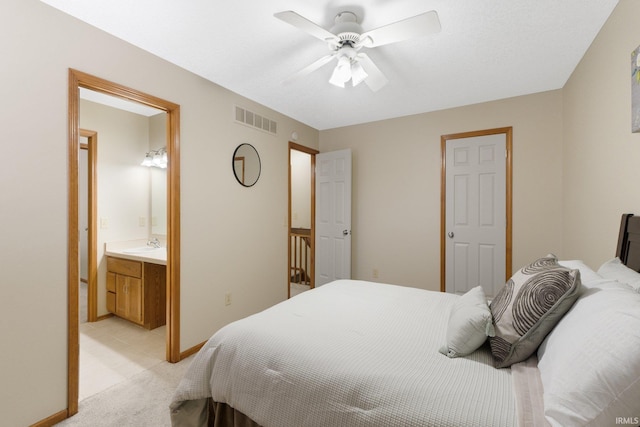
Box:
105;239;167;265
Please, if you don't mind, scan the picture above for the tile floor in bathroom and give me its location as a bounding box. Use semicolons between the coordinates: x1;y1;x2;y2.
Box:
79;315;166;400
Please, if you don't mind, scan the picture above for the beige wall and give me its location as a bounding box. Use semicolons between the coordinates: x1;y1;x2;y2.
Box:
320;90;564;289
290;150;312;229
562;0;640;268
1;1;318;425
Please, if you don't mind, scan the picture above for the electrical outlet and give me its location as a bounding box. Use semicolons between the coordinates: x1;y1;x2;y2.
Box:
372;269;379;279
100;218;109;229
225;292;232;306
139;216;146;227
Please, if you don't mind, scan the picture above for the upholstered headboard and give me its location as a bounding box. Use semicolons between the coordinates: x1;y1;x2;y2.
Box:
616;213;640;272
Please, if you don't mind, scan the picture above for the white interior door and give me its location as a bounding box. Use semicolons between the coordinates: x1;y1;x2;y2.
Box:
316;149;352;286
445;133;506;299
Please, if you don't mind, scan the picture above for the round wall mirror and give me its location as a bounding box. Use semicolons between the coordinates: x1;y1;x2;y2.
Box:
233;143;261;187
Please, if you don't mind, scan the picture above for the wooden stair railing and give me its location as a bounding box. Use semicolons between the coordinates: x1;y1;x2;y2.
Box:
290;227;311;287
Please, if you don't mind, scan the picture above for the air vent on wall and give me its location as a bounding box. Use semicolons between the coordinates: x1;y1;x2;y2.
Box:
234;106;277;136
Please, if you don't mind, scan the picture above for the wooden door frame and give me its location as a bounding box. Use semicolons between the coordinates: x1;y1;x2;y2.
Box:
80;129;98;322
288;142;319;298
440;127;513;292
68;69;181;417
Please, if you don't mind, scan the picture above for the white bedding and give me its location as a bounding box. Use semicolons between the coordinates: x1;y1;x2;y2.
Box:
171;280;518;426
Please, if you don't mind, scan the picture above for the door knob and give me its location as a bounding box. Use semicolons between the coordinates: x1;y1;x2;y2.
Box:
448;232;454;238
343;229;351;236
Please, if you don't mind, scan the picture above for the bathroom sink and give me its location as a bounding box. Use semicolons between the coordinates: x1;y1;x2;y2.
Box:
122;246;165;254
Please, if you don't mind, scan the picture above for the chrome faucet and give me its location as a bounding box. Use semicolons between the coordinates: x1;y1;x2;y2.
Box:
147;237;161;248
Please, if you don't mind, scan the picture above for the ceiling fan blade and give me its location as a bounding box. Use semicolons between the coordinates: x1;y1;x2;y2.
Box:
283;54;336;85
274;11;339;44
357;53;388;92
359;10;441;48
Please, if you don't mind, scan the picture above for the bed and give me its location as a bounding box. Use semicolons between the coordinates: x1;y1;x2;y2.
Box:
171;214;640;427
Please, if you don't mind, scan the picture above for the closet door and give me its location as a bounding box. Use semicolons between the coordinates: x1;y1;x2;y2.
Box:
442;128;512;299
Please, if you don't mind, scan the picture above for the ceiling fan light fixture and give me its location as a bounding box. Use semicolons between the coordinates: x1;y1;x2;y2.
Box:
351;62;368;87
329;56;352;87
328;68;347;88
329;77;345;88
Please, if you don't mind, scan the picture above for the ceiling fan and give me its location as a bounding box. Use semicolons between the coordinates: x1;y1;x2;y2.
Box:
274;9;441;92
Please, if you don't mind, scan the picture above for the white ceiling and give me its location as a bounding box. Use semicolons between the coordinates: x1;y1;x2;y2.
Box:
42;0;618;130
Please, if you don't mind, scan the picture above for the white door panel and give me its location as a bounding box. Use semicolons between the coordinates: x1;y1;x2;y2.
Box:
316;149;352;286
446;134;506;299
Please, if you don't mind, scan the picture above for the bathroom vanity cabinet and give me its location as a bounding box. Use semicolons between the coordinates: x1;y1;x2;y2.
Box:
106;256;166;330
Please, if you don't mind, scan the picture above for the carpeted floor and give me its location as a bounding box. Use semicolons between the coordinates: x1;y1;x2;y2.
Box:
55;355;194;426
290;282;310;297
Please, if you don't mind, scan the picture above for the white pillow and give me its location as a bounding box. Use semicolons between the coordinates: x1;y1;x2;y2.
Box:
439;286;494;358
558;260;603;285
560;259;634;291
537;284;640;426
597;257;640;292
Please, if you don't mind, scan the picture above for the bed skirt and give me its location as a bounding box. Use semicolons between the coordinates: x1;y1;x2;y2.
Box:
171;398;261;427
210;400;262;427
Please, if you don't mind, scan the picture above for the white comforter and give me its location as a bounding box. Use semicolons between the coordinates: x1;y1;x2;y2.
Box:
171;280;517;427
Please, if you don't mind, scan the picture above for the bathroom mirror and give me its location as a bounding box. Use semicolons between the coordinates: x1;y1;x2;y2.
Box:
149;112;168;236
151;167;167;236
233;143;261;187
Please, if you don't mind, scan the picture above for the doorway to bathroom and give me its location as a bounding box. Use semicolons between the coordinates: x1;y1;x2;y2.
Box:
77;97;168;401
67;69;181;416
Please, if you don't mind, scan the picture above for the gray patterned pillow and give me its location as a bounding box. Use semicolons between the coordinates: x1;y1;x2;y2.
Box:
489;255;581;368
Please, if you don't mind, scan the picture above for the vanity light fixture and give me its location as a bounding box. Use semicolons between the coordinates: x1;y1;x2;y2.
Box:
141;152;154;167
141;147;168;168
